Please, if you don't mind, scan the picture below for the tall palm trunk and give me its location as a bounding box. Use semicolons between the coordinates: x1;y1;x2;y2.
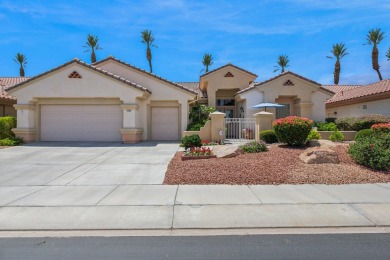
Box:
334;59;340;85
19;66;25;77
281;67;285;73
372;45;382;80
91;50;96;63
205;65;209;72
146;46;152;73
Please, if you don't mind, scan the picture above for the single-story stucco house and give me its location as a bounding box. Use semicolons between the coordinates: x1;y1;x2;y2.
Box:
325;80;390;118
3;57;390;143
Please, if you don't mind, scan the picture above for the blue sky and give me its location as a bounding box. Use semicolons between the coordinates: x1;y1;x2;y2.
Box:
0;0;389;84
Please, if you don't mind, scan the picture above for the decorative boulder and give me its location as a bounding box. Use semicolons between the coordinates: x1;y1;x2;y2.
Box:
299;147;339;164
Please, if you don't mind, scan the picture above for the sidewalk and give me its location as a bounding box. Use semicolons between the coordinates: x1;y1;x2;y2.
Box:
1;183;390;230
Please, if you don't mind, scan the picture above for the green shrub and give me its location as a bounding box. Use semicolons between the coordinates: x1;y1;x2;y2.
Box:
371;123;390;135
335;114;390;131
355;129;374;141
241;141;268;153
0;137;23;146
181;134;202;148
187;122;205;131
314;121;337;131
349;133;390;170
260;130;278;144
0;116;16;139
273;116;313;146
329;130;345;142
307;130;321;141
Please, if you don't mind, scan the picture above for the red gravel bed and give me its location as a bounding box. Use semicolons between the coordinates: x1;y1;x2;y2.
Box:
163;144;390;185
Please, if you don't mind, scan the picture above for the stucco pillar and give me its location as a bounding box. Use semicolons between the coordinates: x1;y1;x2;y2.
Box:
120;104;143;143
299;103;313;119
209;112;226;142
254;111;274;142
12;103;36;142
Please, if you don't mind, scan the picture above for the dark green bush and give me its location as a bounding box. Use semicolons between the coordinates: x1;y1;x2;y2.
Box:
260;130;278;144
181;134;202;148
241;141;268;153
273;116;313;146
187;122;205;131
0;116;16;139
329;130;344;142
307;130;321;141
355;129;374;141
349;133;390;170
0;137;23;146
314;121;337;131
335;114;390;131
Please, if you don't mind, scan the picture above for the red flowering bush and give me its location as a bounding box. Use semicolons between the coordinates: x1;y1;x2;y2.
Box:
185;147;212;156
272;116;313;146
371;123;390;135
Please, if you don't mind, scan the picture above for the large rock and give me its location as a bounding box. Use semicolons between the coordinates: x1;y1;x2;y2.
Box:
308;139;336;149
212;145;243;158
299;147;339;164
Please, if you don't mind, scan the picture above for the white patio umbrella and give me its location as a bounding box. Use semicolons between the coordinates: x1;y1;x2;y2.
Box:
251;102;285;111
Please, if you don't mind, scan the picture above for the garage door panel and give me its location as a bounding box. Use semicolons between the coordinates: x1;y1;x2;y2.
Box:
41;105;122;142
151;107;179;141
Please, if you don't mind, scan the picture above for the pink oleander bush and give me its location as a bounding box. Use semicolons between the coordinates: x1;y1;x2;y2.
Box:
273;116;313;146
371;123;390;134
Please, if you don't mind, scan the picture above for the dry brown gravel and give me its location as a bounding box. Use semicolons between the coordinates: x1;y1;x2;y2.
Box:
163;144;390;185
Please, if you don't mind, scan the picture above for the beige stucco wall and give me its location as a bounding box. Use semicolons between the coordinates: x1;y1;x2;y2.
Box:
326;98;390;118
97;61;196;139
238;89;264;118
200;66;256;108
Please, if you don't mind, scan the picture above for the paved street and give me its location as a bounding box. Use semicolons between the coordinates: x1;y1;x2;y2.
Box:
2;233;390;259
1;143;390;230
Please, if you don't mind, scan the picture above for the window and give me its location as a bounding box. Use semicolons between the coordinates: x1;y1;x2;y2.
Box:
362;105;367;109
216;99;235;106
276;104;290;119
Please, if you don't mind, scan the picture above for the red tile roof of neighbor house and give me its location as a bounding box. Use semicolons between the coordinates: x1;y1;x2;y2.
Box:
0;77;29;100
326;79;390;104
7;59;152;94
94;56;198;95
322;84;362;94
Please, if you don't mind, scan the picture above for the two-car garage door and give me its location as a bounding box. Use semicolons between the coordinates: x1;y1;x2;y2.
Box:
40;105;122;141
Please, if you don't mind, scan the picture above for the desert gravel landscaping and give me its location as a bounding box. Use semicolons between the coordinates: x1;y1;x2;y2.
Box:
164;144;390;185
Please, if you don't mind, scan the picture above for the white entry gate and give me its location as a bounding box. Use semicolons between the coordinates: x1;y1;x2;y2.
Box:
225;118;256;142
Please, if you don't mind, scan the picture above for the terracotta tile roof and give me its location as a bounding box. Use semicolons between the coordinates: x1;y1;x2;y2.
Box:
0;77;29;101
94;56;197;95
237;71;334;95
200;63;258;78
322;84;361;94
7;59;151;94
326;79;390;104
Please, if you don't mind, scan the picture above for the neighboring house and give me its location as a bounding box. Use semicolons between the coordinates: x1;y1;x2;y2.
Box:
181;65;334;122
325;80;390;118
7;57;197;143
0;77;29;117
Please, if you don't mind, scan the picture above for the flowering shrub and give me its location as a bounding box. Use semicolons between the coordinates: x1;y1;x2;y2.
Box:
335;114;390;131
371;123;390;134
185;147;212;156
349;133;390;170
272;116;313;146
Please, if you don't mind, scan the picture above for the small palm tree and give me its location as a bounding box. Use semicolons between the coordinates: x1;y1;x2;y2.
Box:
326;43;349;85
273;55;289;73
365;28;385;80
386;47;390;61
13;53;27;77
201;53;214;73
83;34;102;63
141;29;157;73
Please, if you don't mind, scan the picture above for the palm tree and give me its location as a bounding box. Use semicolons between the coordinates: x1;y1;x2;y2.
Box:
365;28;385;80
141;29;157;73
83;34;102;63
273;55;289;73
201;53;214;73
326;43;349;85
386;47;390;61
13;53;27;77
